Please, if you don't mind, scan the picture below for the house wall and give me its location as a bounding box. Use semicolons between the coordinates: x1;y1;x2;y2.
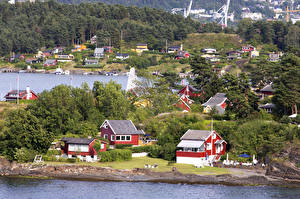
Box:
101;125;115;145
115;134;139;146
63;139;106;156
176;156;207;165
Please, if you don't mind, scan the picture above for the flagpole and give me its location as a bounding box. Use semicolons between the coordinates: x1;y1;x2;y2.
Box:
17;75;19;105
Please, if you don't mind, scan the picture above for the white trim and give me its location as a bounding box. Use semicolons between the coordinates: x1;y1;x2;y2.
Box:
129;120;137;131
100;120;117;135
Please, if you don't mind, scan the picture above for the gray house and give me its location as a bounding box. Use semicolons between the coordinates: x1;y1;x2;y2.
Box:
202;93;228;114
85;59;99;65
94;48;104;58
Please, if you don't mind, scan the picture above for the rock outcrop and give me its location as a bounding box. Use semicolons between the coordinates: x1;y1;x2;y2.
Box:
266;143;300;181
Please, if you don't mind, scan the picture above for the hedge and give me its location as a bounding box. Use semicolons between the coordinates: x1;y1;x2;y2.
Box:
130;145;152;153
115;144;133;149
99;149;132;162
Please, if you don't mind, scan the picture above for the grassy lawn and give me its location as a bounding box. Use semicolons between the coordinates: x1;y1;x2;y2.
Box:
46;157;230;175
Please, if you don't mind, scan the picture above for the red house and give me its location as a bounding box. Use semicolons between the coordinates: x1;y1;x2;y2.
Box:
178;85;201;98
176;129;226;165
242;45;255;52
61;137;107;162
4;86;38;101
260;83;274;99
100;120;145;147
175;51;190;59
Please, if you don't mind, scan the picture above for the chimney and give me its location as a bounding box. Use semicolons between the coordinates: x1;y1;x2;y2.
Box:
26;86;30;100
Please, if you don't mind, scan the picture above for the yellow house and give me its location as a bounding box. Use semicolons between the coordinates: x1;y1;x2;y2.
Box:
135;43;148;54
72;44;87;52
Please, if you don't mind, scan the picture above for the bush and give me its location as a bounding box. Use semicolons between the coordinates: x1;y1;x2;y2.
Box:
46;150;61;156
148;145;161;158
67;158;76;163
115;144;133;149
130;145;152;153
99;149;132;162
14;148;37;163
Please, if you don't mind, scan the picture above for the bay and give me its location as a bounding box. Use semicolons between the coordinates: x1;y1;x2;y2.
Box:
0;177;300;199
0;73;128;101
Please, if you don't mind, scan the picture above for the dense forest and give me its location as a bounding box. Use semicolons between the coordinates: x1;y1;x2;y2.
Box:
0;1;224;56
237;19;300;52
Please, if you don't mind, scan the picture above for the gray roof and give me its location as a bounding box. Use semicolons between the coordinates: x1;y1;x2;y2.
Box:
181;130;212;140
261;84;274;92
259;103;275;109
61;137;94;145
44;59;56;65
202;93;227;107
94;48;104;54
107;120;144;135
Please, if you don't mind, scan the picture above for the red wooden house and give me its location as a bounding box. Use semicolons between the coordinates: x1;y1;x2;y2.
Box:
242;45;255;52
176;129;226;165
178;85;201;98
4;86;38;101
260;83;274;99
100;120;145;148
61;137;107;162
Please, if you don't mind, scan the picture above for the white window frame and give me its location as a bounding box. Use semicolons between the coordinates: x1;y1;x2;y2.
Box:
104;134;108;139
111;135;115;141
206;143;212;150
101;144;105;149
116;135;121;141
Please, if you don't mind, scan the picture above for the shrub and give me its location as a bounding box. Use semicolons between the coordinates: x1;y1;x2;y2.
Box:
46;150;61;156
14;148;37;163
115;144;133;149
67;158;76;163
99;149;132;162
148;145;161;158
130;145;152;153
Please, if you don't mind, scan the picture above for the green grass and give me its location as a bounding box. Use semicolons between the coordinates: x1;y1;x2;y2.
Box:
46;157;230;175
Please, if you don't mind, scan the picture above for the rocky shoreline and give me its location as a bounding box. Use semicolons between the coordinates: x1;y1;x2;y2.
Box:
1;158;300;187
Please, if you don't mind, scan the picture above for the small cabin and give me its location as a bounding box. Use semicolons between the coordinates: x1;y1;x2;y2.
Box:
202;93;227;115
61;137;107;162
4;86;38;101
176;129;226;165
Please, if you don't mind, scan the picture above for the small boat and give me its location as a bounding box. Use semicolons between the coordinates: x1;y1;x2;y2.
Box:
54;68;64;75
64;70;70;75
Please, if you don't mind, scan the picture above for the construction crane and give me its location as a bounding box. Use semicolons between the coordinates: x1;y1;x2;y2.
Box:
172;0;193;18
213;0;230;27
277;6;300;22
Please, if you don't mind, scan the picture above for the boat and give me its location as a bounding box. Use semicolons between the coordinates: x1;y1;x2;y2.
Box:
64;70;70;75
54;68;64;75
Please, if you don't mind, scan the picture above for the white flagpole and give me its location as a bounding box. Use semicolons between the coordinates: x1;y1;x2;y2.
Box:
17;75;19;105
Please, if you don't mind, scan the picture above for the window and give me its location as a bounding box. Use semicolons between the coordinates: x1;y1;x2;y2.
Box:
126;136;131;141
116;136;120;141
69;144;89;152
212;133;216;139
103;123;108;129
104;134;108;139
207;143;212;150
101;144;104;149
111;135;115;141
121;136;126;141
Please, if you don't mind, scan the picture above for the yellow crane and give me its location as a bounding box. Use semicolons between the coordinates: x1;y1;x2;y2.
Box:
280;6;300;22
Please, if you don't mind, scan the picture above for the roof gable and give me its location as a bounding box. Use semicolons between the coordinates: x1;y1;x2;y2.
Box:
202;93;227;107
101;120;144;135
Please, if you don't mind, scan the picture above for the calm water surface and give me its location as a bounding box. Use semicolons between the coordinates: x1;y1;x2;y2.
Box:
0;73;128;100
0;177;300;199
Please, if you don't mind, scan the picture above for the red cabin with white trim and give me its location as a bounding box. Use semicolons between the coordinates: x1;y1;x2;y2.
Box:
61;138;107;162
176;129;226;165
100;120;145;148
4;86;38;101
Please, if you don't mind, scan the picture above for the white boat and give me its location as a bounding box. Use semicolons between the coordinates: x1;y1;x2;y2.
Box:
54;68;64;75
64;70;70;75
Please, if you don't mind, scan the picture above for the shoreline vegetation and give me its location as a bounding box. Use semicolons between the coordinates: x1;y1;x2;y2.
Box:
1;157;300;188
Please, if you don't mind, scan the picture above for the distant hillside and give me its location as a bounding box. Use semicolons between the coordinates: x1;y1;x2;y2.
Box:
56;0;274;19
0;1;205;55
